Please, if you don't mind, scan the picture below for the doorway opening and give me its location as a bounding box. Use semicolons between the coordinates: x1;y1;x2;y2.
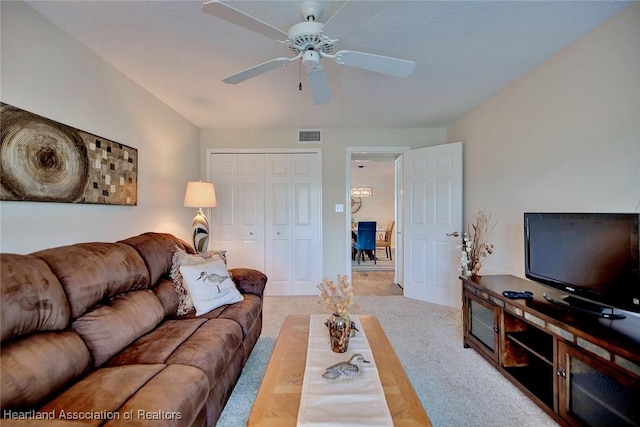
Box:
346;147;408;291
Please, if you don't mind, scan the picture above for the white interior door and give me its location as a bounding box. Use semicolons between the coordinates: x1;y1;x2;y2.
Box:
265;153;321;295
290;153;321;295
236;154;265;271
403;142;463;307
265;155;291;295
210;153;265;271
210;150;321;296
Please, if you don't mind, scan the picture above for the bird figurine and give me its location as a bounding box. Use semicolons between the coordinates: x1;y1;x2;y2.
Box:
321;354;370;382
350;320;359;337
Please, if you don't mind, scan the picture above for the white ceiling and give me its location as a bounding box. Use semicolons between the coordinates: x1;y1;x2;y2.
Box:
25;1;631;129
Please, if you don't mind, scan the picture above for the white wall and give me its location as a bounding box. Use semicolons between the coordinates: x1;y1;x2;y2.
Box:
0;2;201;254
447;3;640;278
200;128;446;279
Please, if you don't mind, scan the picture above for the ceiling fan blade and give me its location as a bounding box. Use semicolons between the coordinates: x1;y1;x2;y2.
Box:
307;66;331;105
223;57;294;84
333;50;415;78
202;1;288;41
322;1;389;41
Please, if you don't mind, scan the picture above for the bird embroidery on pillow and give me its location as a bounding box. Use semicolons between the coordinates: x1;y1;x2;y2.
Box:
197;271;228;293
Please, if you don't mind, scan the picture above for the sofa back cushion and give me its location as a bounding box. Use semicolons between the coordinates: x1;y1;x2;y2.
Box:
152;278;180;317
72;290;165;367
120;232;193;287
1;254;70;342
1;331;91;409
34;242;151;319
1;253;92;410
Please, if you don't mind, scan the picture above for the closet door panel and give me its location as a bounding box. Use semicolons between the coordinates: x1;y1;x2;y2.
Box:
265;156;292;295
293;238;312;284
218;184;236;227
290;154;320;294
294;183;311;225
270;183;290;226
210;153;265;271
237;154;265;271
210;151;321;296
215;182;237;257
268;237;291;295
210;154;238;260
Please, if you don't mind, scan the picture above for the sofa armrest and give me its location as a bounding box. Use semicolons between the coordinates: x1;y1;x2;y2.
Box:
229;268;267;298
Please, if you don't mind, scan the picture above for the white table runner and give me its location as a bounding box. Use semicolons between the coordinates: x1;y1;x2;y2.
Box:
297;315;393;426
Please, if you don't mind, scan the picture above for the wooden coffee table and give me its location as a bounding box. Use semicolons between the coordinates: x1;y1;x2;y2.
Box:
247;314;432;426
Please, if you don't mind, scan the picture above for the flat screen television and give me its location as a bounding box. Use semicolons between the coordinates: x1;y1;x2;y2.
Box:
524;212;640;319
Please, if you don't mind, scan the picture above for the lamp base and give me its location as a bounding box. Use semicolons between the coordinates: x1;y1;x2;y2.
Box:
192;209;209;253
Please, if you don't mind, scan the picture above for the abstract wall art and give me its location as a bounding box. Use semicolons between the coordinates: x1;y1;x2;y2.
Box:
0;102;137;205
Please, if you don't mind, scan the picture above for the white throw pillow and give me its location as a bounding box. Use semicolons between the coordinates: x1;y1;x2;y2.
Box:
170;247;227;315
179;258;244;316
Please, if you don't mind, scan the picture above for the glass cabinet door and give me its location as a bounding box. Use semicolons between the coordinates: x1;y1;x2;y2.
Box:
464;293;500;363
558;342;640;426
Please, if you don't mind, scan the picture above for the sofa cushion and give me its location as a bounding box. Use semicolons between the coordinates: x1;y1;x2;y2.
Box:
104;364;209;427
72;290;164;367
170;247;228;315
166;319;243;384
34;243;150;320
179;258;243;316
38;363;208;426
151;277;180;317
216;294;262;339
183;294;262;340
106;318;243;386
1;331;91;409
119;232;192;287
1;254;70;342
228;268;268;298
106;319;207;366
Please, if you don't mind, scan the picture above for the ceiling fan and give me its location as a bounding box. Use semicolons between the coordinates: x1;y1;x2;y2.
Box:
201;0;416;105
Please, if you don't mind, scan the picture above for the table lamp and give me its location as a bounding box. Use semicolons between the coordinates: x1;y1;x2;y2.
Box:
183;181;217;253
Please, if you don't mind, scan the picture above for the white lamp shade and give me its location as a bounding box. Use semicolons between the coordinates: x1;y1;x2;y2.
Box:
184;181;217;208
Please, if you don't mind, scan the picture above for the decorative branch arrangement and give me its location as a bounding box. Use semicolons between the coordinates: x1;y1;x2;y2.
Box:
461;210;497;276
317;275;358;316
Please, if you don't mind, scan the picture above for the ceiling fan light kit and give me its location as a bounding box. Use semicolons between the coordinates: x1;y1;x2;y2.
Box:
302;50;320;69
202;0;416;105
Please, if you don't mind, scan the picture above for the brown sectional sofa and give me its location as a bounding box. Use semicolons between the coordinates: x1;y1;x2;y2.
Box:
1;232;267;426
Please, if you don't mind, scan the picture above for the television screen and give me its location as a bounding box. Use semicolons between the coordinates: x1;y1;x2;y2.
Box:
524;213;640;316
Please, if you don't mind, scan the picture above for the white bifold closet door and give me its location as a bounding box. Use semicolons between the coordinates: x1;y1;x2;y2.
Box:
209;152;321;296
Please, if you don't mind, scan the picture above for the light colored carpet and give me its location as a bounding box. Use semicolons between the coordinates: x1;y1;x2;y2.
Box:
216;296;559;426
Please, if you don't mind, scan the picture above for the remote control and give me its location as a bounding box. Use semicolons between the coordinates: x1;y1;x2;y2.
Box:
502;290;534;299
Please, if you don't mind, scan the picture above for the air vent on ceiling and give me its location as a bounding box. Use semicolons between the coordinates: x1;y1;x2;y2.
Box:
298;129;322;143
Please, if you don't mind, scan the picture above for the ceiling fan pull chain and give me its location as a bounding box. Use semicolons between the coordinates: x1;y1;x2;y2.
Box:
298;61;303;91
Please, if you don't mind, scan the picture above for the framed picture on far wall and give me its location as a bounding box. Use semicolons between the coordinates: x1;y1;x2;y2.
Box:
0;102;137;205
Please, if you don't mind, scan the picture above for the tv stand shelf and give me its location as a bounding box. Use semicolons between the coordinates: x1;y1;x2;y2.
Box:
505;331;553;365
461;275;640;426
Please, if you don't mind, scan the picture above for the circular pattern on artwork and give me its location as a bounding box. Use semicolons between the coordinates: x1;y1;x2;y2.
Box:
1;105;89;202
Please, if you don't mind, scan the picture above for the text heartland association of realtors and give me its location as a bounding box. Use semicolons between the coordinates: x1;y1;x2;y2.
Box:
2;409;183;421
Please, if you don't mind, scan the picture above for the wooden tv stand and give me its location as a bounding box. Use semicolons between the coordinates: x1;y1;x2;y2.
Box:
461;275;640;426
